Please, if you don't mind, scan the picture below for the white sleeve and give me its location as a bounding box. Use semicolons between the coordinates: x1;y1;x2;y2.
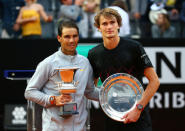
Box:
24;60;52;107
84;62;99;101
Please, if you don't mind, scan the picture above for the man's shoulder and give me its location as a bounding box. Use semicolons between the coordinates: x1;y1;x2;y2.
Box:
88;43;103;55
77;54;92;67
77;54;87;60
40;51;57;65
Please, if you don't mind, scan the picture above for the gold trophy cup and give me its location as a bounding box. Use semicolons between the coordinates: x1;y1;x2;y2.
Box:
56;67;79;117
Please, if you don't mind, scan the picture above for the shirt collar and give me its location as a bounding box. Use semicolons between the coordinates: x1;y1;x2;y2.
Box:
57;47;78;61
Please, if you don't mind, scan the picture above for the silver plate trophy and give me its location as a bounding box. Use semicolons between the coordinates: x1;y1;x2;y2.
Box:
99;73;144;122
55;67;79;117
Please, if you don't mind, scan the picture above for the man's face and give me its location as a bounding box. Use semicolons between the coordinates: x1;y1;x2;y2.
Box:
57;27;79;55
98;15;120;38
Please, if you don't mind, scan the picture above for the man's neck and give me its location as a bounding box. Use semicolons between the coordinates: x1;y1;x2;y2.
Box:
103;36;120;50
61;48;76;56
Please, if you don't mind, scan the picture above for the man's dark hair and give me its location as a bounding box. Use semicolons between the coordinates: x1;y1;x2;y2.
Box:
58;20;79;36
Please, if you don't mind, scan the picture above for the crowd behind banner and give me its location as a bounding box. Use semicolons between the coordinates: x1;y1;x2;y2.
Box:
0;0;185;39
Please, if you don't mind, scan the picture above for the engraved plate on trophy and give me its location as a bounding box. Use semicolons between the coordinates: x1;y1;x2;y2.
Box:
55;67;79;117
99;73;144;122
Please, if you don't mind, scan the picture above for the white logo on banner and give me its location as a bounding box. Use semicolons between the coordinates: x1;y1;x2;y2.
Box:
150;91;185;109
12;107;26;124
144;47;185;84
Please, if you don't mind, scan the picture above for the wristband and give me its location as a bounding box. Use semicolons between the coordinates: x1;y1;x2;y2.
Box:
49;96;56;105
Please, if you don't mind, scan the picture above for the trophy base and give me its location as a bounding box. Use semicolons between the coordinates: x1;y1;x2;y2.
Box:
59;102;79;117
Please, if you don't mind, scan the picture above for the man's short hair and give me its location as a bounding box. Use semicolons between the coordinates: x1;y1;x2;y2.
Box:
94;8;122;28
58;20;79;36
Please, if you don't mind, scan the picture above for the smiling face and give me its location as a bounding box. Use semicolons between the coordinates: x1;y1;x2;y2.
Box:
98;15;120;38
57;27;79;55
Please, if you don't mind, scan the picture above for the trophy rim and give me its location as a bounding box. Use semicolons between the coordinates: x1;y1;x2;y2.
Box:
99;73;144;122
55;66;79;70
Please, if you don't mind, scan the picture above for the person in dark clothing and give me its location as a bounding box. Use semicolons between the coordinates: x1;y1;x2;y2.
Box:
0;0;25;38
180;1;185;37
165;0;185;17
87;8;160;131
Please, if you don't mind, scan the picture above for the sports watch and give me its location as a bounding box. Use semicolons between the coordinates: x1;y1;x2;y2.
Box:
136;104;144;111
49;96;56;105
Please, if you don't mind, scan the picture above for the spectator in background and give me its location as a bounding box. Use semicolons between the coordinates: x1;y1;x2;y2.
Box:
180;1;185;37
0;0;25;39
81;0;101;38
151;9;176;38
93;0;130;38
15;0;53;39
149;0;166;25
165;0;178;19
0;1;3;36
109;0;130;37
58;0;85;37
75;0;85;6
37;0;56;38
165;0;185;19
129;0;152;38
99;0;112;9
165;0;185;37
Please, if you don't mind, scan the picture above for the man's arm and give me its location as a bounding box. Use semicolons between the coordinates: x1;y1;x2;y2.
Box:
84;63;99;101
24;61;52;108
138;67;160;108
123;67;160;123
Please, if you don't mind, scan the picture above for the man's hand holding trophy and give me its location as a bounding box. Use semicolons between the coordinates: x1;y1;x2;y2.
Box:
50;67;79;118
55;94;72;106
